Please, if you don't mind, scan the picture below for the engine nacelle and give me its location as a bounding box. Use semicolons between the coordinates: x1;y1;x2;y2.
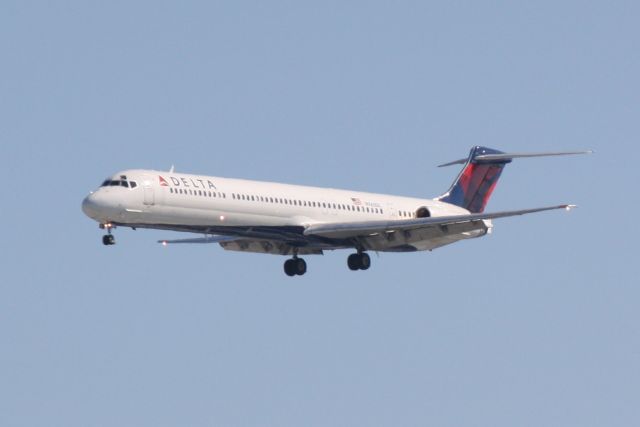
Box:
415;206;431;218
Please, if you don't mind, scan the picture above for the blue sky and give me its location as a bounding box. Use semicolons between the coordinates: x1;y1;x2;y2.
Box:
1;1;638;426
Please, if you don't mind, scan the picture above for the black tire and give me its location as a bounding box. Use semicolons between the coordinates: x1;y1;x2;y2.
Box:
295;258;307;275
284;259;296;276
360;253;371;270
347;254;361;271
102;235;114;245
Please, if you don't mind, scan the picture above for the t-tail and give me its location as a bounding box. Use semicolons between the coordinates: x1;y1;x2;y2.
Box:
436;146;592;213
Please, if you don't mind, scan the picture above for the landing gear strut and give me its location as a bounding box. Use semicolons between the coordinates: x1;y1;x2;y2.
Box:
284;257;307;276
101;223;116;245
347;251;371;271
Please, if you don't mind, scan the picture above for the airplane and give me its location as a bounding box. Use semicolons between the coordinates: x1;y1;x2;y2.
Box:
82;146;590;276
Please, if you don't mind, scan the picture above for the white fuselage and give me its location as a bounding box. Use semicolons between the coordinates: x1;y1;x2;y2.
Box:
82;169;487;253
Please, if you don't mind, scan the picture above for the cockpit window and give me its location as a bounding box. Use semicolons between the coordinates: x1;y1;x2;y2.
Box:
101;179;137;188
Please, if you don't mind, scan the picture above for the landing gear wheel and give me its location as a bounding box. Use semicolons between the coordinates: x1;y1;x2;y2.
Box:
102;234;115;245
284;259;296;276
347;252;371;271
359;253;371;270
294;258;307;275
348;254;361;271
284;258;307;276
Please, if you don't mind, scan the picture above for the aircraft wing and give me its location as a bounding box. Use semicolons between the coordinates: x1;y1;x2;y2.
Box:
158;235;239;245
304;204;575;239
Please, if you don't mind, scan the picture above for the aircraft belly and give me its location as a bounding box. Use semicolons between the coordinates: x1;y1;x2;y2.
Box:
219;240;323;256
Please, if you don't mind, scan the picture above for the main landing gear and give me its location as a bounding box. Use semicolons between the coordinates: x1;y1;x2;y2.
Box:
283;251;371;276
284;257;307;277
347;252;371;271
101;223;116;246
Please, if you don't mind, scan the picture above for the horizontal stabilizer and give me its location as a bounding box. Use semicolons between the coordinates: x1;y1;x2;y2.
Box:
438;150;593;167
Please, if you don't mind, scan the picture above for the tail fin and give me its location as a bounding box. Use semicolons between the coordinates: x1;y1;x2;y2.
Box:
436;146;592;213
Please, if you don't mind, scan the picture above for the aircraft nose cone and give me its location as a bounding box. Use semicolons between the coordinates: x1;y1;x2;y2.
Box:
82;193;99;218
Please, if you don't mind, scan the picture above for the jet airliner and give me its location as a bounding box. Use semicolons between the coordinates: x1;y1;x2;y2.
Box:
82;146;589;276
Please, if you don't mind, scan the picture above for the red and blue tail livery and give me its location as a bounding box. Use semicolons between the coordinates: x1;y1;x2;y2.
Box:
437;146;510;213
437;146;592;213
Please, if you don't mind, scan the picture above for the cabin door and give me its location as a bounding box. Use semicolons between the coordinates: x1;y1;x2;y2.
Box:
386;202;397;219
143;184;155;205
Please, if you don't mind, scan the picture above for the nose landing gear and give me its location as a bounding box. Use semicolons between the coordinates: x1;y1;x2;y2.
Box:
100;223;116;245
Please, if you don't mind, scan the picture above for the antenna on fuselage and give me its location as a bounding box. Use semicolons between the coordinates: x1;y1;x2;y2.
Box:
169;165;175;173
